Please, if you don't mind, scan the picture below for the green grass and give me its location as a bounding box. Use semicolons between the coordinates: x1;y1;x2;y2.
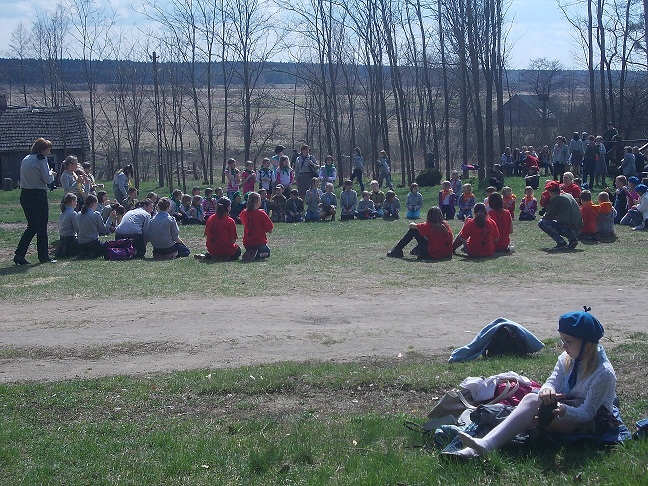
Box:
1;175;646;302
0;342;647;485
2;176;648;484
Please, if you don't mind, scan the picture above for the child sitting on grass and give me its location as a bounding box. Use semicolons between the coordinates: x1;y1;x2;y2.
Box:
304;177;323;222
457;183;475;221
483;186;496;211
383;191;400;220
56;193;79;258
438;180;456;220
356;191;377;219
487;192;513;253
240;192;274;262
370;180;385;217
196;196;241;261
320;182;337;221
340;180;358;221
271;185;286;223
387;206;453;260
596;192;616;240
502;186;516;220
285;189;305;223
518;186;538;221
230;191;245;224
452;203;500;257
406;183;423;219
578;190;599;241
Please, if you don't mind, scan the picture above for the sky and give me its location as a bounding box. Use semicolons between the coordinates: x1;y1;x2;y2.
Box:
0;0;582;70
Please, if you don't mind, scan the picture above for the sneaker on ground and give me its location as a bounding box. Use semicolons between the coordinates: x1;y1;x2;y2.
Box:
632;224;645;231
243;249;258;262
567;239;579;249
386;249;404;258
548;242;568;251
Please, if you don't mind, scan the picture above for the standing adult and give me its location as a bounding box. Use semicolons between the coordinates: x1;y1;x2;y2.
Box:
14;138;57;265
350;147;365;192
568;132;583;177
552;136;569;182
582;134;598;189
113;164;133;202
294;144;319;198
603;122;618;142
377;150;394;191
618;146;637;178
538;181;583;251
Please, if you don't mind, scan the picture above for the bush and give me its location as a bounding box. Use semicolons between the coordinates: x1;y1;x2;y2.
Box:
415;168;442;187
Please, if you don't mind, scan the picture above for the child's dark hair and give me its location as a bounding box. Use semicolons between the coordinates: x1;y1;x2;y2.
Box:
157;197;171;212
97;190;107;203
580;190;592;202
485;186;496;194
410;182;419;191
61;192;77;212
385;190;396;201
80;194;98;214
246;191;260;210
473;203;488;228
290;189;299;196
488;192;504;211
205;187;214;196
427;206;450;235
216;197;231;217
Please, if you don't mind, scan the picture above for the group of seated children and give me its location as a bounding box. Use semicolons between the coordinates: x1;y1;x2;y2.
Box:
57;192;191;260
272;178;402;222
387;192;513;260
195;191;274;262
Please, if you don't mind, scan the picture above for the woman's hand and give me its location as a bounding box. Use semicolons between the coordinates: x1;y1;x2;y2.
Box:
552;403;567;418
538;388;558;405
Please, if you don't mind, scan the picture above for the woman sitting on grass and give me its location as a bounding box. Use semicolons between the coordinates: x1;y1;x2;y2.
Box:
452;203;499;257
449;310;618;460
387;207;453;260
196;197;241;261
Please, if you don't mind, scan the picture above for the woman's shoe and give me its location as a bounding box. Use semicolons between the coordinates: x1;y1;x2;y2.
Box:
13;255;30;265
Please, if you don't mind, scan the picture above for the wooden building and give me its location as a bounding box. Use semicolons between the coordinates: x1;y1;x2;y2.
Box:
0;94;89;186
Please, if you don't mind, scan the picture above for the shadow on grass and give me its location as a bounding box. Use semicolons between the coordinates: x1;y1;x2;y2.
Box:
0;264;35;276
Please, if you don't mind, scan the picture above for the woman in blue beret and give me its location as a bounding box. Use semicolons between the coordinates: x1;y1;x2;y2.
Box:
452;310;617;459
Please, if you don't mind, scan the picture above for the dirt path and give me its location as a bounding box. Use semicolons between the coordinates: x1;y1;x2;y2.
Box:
0;284;641;382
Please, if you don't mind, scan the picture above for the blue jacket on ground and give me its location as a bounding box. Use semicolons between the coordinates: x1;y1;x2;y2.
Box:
448;317;545;363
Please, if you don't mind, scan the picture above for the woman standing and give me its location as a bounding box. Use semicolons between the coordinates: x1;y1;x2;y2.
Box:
14;138;57;265
113;164;133;202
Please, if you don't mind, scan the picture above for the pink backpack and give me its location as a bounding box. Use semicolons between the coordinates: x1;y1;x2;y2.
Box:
105;238;136;260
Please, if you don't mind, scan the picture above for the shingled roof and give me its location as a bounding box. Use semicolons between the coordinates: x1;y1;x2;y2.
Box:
0;105;89;152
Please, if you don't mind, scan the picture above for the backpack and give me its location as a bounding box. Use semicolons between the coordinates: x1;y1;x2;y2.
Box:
105;238;136;261
483;324;530;358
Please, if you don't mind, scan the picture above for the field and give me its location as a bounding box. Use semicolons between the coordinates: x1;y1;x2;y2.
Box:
1;175;647;484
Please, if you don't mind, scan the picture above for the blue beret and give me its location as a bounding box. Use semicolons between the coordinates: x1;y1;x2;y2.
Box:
628;176;640;185
636;184;648;195
558;311;604;343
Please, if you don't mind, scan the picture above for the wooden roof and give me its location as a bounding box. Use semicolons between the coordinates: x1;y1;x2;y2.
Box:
0;105;89;152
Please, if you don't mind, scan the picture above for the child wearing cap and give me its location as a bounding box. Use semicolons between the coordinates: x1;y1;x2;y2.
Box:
450;310;621;460
240;192;274;262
